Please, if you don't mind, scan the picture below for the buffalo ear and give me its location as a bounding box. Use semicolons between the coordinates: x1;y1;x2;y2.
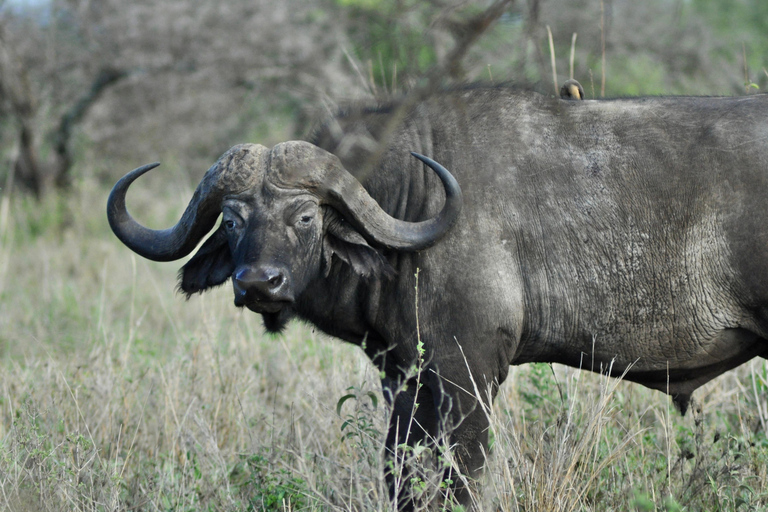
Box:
178;226;234;298
322;207;395;280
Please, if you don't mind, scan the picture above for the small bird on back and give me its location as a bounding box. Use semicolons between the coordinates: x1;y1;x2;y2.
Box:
560;79;585;100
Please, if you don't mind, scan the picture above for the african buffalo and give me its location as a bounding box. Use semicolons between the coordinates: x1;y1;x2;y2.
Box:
108;86;768;509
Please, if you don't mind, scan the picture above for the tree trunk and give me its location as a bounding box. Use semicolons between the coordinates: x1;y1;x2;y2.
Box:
8;67;128;197
14;120;44;199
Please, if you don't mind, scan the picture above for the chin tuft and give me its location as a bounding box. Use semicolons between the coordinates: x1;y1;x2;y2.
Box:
262;309;293;333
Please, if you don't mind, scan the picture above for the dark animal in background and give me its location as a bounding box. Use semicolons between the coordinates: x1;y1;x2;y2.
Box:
108;86;768;509
560;78;585;100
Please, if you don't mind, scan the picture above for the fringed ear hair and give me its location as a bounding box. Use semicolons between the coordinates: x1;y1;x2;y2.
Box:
322;207;395;280
177;227;235;298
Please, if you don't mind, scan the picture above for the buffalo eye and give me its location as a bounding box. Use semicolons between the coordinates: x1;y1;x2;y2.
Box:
221;202;245;235
222;213;241;232
290;200;318;228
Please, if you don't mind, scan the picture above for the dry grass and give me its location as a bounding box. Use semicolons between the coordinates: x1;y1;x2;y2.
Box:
1;176;767;511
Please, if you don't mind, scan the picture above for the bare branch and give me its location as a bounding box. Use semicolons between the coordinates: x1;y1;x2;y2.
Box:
547;25;557;96
358;0;516;179
53;67;130;189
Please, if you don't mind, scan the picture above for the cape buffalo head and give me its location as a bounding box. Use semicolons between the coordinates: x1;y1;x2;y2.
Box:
107;141;461;331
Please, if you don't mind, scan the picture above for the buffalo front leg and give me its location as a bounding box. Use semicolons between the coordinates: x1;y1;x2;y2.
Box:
382;373;440;510
432;371;488;510
381;369;490;510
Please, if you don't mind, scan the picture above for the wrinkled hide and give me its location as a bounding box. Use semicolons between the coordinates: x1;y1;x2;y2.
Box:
108;86;768;509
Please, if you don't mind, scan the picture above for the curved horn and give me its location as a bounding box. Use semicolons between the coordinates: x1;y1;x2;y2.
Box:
107;144;269;261
269;141;462;251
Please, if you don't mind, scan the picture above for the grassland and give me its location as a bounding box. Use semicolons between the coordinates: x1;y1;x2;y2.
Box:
1;174;767;511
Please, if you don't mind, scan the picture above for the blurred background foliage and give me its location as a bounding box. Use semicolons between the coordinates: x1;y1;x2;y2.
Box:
0;0;765;198
0;3;766;508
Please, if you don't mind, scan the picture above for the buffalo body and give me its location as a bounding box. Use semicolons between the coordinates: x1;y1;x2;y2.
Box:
108;87;768;508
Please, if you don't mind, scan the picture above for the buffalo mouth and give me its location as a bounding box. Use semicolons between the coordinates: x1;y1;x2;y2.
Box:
235;297;291;314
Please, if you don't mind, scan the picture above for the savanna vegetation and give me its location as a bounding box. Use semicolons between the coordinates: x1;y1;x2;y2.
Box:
0;0;767;510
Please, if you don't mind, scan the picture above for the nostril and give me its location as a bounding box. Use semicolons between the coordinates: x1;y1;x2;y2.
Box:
267;274;283;288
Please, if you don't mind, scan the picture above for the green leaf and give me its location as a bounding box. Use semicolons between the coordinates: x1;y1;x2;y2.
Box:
366;391;378;409
336;393;357;416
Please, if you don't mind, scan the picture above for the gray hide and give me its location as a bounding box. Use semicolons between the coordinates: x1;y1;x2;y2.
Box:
108;86;768;509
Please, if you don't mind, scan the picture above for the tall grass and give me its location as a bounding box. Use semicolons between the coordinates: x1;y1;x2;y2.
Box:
0;176;767;511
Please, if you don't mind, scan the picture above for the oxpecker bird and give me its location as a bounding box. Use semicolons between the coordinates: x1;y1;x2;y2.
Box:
560;79;585;100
